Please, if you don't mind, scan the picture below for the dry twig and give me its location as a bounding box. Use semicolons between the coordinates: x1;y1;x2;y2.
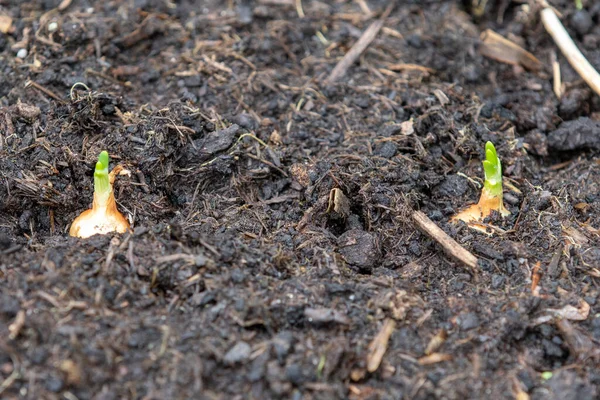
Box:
8;310;25;340
551;50;562;98
25;80;65;103
541;7;600;97
412;211;478;273
326;4;394;83
366;319;395;373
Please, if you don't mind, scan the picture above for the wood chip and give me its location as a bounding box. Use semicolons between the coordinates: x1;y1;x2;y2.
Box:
58;0;73;11
350;368;366;382
366;319;395;373
0;15;12;34
258;0;294;4
59;359;82;386
305;307;350;325
400;119;414;135
433;89;449;106
563;224;589;245
326;188;351;218
8;310;25;340
412;211;478;273
386;63;435;74
418;353;452;365
479;29;541;71
111;65;141;78
551;50;562;98
424;329;447;355
555;319;594;358
531;298;591;326
547;299;590;321
531;261;542;296
15;101;41;119
117;15;163;48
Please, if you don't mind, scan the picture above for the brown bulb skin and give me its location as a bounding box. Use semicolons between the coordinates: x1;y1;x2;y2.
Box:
69;190;130;239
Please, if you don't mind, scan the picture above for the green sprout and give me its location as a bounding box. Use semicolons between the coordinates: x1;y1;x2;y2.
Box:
574;0;583;10
451;140;510;230
316;354;326;379
94;151;110;201
482;141;503;197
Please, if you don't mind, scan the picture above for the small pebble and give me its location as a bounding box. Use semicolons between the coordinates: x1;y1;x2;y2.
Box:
542;338;564;358
16;48;27;59
406;34;423;48
224;341;251;365
429;210;443;221
491;274;504;289
45;374;64;393
48;22;58;32
504;193;519;205
285;364;305;385
571;10;593;36
459;312;480;331
0;233;10;250
337;229;379;273
584;296;596;306
374;141;398;159
232;113;258;130
272;331;293;361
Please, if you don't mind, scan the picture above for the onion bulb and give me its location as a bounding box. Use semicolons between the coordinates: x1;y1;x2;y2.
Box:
69;151;130;238
451;142;510;232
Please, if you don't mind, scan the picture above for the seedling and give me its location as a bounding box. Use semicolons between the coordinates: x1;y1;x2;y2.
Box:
451;142;510;231
69;151;130;238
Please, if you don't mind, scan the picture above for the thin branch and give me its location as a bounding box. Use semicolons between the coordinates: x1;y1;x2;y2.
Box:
325;3;394;83
412;211;478;273
541;7;600;97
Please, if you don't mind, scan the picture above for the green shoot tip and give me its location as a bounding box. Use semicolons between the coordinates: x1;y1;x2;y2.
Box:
94;150;110;199
482;141;502;196
97;151;109;170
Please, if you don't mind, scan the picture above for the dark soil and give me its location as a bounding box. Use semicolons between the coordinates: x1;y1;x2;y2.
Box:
1;1;600;399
